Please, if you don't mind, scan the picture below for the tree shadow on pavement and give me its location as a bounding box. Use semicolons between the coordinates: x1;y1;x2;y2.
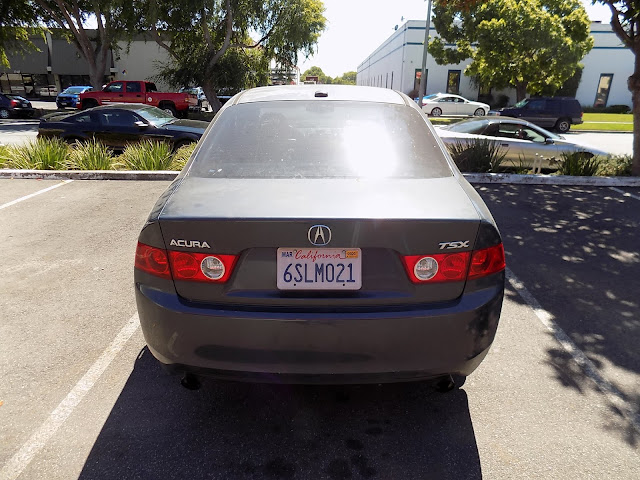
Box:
477;184;640;447
78;348;482;480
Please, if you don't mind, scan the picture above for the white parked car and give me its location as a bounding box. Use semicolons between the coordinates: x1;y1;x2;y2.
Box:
420;93;489;117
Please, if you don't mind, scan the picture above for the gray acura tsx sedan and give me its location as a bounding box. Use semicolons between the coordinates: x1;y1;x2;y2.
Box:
134;85;505;388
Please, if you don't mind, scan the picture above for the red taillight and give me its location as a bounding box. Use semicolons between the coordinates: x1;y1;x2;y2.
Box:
135;242;238;282
135;242;170;278
401;243;505;284
402;252;471;283
468;244;505;279
168;251;237;283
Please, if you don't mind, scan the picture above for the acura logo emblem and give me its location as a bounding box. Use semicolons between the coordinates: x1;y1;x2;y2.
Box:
308;225;331;246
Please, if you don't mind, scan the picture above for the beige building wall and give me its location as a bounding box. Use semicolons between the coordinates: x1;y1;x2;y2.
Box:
111;40;173;91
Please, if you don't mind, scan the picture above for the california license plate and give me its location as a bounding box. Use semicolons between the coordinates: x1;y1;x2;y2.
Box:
277;248;362;290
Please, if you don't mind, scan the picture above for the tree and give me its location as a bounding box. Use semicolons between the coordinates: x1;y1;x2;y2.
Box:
595;1;640;174
24;1;136;89
1;1;135;89
302;66;332;84
430;0;593;102
333;71;356;85
154;34;270;95
142;0;326;111
0;0;41;67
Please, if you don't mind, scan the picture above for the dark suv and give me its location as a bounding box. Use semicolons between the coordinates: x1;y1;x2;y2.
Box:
492;97;583;133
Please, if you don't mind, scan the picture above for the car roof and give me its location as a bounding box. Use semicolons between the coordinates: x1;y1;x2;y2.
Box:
456;116;543;129
84;103;155;112
234;85;408;105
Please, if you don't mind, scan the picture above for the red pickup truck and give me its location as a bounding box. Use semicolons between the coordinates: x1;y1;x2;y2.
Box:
78;81;198;117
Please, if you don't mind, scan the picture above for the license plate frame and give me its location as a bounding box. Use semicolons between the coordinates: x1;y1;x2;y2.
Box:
276;248;362;290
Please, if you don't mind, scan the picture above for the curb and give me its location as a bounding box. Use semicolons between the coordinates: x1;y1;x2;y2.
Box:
0;170;178;181
463;173;640;186
570;130;632;134
1;169;640;187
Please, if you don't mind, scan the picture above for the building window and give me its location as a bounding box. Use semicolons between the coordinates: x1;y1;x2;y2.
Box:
447;70;461;94
594;74;613;107
414;69;428;93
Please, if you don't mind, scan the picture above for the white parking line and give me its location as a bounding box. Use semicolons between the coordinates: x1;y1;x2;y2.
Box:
506;268;640;436
609;186;640;201
0;314;140;480
0;180;73;210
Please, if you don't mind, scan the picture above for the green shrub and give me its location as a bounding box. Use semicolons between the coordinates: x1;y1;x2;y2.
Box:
557;151;600;176
171;143;197;171
447;139;506;173
1;138;70;169
0;144;8;168
510;154;534;174
596;154;632;177
65;139;115;170
114;140;175;170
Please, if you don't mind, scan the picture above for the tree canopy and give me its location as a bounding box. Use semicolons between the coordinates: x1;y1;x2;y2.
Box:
142;0;326;110
302;67;356;85
302;66;331;83
333;71;356;85
430;0;593;101
0;0;42;67
1;1;136;88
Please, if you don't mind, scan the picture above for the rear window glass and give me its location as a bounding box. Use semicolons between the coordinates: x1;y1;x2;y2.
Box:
445;119;490;134
189;101;451;179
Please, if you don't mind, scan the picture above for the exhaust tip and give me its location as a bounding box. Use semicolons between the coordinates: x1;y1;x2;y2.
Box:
180;373;201;390
435;374;456;393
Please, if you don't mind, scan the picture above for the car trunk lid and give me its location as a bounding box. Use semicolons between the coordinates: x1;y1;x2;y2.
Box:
158;177;481;309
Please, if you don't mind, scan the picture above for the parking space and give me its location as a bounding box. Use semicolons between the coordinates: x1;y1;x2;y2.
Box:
479;185;640;405
0;179;639;479
0;179;68;206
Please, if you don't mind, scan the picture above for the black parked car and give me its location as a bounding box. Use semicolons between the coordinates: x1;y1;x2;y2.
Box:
491;97;583;133
0;93;35;119
38;104;209;150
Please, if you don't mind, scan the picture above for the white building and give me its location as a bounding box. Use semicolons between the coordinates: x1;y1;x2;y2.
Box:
357;20;633;108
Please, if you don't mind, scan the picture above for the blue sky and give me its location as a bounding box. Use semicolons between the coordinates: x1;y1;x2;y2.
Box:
298;0;613;77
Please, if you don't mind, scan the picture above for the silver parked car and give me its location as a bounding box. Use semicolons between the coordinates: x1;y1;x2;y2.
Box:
134;85;505;389
435;117;610;170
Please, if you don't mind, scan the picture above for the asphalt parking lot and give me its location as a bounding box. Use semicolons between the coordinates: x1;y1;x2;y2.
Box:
1;179;639;480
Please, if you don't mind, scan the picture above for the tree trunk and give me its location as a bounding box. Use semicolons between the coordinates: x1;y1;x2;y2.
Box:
515;83;527;102
73;37;107;91
629;51;640;176
202;77;223;113
88;65;105;91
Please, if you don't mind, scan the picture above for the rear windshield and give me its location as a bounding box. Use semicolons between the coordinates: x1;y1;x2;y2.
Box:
444;119;490;134
63;87;89;94
189;101;451;179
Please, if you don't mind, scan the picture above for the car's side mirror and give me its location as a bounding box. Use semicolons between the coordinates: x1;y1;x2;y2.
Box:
135;121;149;129
545;138;554;145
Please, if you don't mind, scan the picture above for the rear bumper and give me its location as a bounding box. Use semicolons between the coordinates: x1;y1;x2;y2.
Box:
136;281;504;384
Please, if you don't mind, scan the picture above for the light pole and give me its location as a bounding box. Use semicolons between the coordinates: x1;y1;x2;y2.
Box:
418;0;433;108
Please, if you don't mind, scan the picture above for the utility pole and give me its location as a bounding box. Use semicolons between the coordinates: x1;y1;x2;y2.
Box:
418;0;433;108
